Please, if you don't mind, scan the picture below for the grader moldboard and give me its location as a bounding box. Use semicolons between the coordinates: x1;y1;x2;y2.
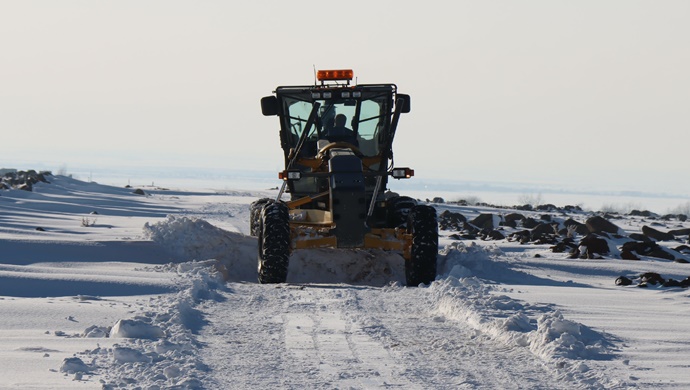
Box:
252;69;438;286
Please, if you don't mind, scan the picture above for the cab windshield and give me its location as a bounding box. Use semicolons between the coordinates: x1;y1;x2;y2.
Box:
283;95;390;157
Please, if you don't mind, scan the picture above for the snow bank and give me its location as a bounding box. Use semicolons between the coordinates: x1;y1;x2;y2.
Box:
144;215;257;281
144;215;407;286
433;242;622;389
76;260;225;389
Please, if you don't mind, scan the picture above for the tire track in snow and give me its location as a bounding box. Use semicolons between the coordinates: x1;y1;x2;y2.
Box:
283;309;414;389
200;283;571;389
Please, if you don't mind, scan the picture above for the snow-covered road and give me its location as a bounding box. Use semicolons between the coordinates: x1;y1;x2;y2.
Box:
201;282;573;389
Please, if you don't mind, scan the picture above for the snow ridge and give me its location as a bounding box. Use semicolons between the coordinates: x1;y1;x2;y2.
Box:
73;260;225;389
144;215;257;281
433;242;628;389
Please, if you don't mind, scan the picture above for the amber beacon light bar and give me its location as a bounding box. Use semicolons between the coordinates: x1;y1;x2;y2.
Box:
316;69;354;82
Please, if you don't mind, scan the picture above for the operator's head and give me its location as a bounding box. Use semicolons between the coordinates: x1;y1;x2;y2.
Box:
335;114;347;127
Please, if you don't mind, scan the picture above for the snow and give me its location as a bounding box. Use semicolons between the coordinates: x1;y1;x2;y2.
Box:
1;175;690;388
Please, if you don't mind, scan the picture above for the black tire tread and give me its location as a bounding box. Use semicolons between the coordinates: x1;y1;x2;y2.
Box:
258;202;290;284
406;205;438;286
250;198;273;237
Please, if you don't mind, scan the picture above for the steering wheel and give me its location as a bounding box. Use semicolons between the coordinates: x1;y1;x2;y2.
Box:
317;141;363;159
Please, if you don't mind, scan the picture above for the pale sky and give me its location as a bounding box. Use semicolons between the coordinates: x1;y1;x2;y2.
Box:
1;1;689;196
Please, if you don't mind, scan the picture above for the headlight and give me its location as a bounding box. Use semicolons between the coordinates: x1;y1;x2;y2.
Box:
391;168;414;179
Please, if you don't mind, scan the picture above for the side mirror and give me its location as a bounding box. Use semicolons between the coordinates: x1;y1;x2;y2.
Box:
397;94;411;113
261;96;279;116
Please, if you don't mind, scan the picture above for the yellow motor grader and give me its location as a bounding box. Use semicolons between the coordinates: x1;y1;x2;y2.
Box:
252;69;437;286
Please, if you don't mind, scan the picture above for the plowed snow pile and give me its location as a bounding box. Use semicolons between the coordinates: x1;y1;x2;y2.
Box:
144;215;407;286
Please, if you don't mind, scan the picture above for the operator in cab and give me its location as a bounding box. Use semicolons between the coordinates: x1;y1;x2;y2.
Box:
324;113;358;146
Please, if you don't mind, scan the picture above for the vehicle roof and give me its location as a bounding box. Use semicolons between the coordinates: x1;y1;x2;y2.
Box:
274;83;398;94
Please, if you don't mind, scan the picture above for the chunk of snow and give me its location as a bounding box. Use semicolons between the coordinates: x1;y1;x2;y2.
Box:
60;357;90;374
113;346;149;363
82;325;110;338
109;319;164;339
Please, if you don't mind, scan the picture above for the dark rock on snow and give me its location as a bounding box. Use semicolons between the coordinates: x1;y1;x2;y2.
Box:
629;210;654;217
502;213;525;228
642;225;675;241
578;234;610;258
521;217;540;229
563;218;589;236
669;228;690;237
470;214;495;230
531;223;557;241
628;233;653;242
586;216;620;235
438;210;467;231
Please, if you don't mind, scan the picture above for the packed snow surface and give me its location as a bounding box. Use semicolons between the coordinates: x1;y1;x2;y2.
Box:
1;175;690;389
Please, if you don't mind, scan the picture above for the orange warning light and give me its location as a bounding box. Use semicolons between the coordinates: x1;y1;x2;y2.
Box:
316;69;354;81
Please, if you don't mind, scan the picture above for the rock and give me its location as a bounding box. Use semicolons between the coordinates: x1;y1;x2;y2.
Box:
563;218;589;235
673;245;690;255
463;222;480;235
551;238;578;253
629;210;653;217
622;241;659;256
502;213;525;228
615;276;633;286
640;272;665;285
585;216;620;235
509;230;531;244
642;225;675;241
531;223;557;241
483;229;505;241
647;249;676;261
536;204;557;212
132;188;146;196
663;279;683;287
501;219;517;228
438;210;466;231
628;233;652;242
470;213;495;230
669;228;690;237
522;217;540;229
620;250;640;260
579;234;610;258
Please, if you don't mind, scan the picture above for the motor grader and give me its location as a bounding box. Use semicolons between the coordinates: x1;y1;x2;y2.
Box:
252;69;437;286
